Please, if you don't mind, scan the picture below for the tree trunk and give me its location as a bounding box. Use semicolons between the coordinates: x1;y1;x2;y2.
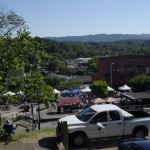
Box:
38;102;40;130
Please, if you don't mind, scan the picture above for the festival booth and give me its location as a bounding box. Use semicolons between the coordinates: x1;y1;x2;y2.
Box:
53;89;60;94
70;89;80;94
80;87;91;93
105;97;119;104
118;84;131;92
53;89;60;97
91;98;105;104
107;86;116;97
58;95;83;113
80;86;92;101
107;86;114;92
70;89;80;97
60;89;70;94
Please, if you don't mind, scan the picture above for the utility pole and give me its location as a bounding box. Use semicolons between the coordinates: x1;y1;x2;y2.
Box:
110;63;114;87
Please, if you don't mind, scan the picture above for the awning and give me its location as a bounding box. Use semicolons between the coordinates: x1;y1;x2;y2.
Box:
60;89;70;94
105;97;118;103
118;84;131;91
91;98;105;104
107;86;115;92
80;87;91;93
53;89;60;94
58;96;82;106
3;91;15;96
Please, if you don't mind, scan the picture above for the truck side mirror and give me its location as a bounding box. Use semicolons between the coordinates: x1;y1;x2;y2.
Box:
97;122;105;128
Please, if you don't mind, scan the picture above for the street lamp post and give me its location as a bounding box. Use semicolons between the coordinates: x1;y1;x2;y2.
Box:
110;63;114;87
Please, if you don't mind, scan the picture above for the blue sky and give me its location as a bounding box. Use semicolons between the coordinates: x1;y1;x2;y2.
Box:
1;0;150;37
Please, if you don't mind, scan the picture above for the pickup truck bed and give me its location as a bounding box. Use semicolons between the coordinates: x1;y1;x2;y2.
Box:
128;110;150;118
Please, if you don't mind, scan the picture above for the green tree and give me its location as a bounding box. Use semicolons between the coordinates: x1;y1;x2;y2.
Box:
91;80;108;98
24;71;54;103
24;71;55;129
87;56;99;74
44;75;61;88
58;81;80;90
129;74;150;92
0;6;25;37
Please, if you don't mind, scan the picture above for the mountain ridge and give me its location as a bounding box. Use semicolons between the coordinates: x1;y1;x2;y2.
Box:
44;34;150;42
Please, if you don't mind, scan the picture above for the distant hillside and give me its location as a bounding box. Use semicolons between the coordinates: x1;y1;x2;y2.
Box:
44;34;150;42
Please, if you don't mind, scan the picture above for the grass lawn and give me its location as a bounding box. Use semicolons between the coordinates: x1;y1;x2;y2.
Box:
0;128;56;144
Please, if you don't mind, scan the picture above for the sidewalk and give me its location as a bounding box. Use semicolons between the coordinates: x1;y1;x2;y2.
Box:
0;142;34;150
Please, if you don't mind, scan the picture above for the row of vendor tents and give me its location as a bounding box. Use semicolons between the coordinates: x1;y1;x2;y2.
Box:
54;87;91;94
2;84;131;96
54;84;131;94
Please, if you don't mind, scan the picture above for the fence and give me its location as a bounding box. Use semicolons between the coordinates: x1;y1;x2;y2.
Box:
0;112;35;131
0;112;21;130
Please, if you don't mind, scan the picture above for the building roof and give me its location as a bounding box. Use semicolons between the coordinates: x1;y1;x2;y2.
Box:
121;92;150;100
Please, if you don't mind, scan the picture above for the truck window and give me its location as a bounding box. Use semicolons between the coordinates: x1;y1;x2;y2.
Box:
109;110;120;121
76;107;96;122
90;111;107;124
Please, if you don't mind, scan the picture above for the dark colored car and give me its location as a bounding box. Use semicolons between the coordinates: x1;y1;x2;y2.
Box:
118;138;150;150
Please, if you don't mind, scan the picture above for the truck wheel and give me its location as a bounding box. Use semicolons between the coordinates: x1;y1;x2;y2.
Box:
71;133;87;147
133;128;146;138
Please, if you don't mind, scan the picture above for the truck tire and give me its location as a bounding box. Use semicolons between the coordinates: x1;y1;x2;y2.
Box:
71;132;88;147
132;128;147;138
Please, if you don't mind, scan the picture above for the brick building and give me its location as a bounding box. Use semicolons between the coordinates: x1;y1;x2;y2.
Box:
92;55;150;88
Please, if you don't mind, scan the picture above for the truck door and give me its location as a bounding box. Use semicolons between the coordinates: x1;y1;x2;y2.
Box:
108;110;124;136
87;111;109;138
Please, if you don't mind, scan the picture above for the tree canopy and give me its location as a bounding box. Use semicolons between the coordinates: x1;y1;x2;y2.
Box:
0;7;25;37
129;74;150;92
91;80;108;98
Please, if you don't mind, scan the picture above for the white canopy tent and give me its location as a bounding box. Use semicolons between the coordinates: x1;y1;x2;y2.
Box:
107;86;115;92
118;84;131;91
3;91;15;96
80;87;91;93
17;91;24;96
53;89;60;94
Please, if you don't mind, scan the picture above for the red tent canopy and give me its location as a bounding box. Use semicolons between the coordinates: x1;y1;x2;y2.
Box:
58;96;82;106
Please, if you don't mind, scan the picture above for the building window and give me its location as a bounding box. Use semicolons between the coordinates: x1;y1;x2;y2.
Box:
146;66;150;74
135;66;143;73
127;66;134;74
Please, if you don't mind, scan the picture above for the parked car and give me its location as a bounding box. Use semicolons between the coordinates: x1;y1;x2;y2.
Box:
56;104;150;147
118;138;150;150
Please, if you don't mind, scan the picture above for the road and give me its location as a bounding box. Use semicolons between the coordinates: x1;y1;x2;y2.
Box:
41;120;58;129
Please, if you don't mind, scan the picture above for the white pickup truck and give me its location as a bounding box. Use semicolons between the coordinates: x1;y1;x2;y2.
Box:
56;104;150;147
